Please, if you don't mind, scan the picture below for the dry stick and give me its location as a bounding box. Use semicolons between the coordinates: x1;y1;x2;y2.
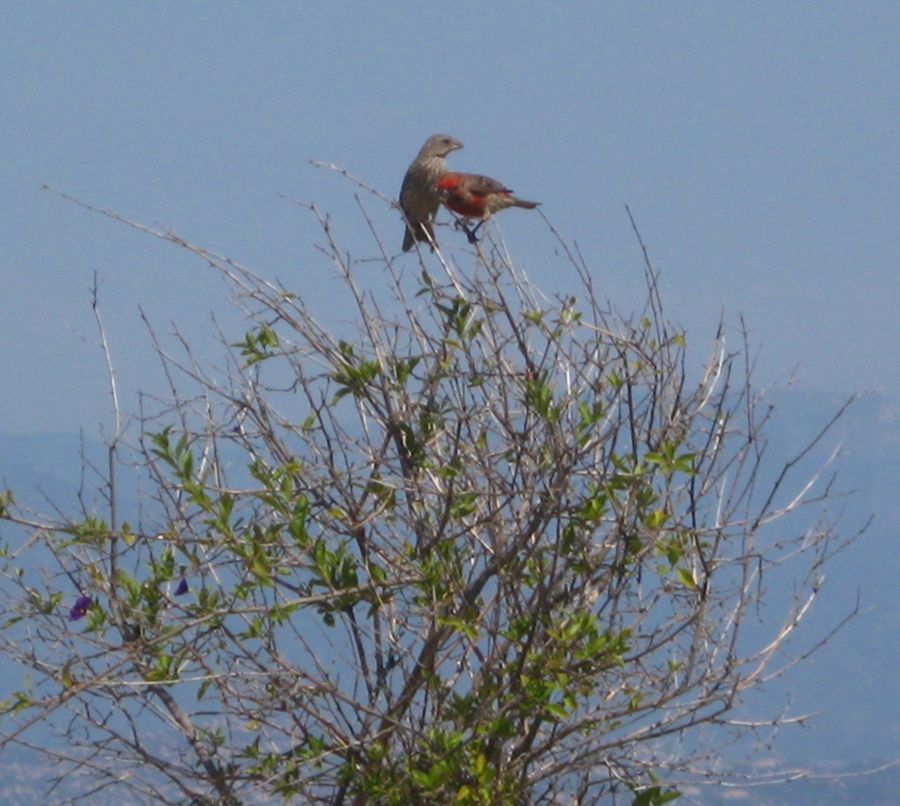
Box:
89;275;125;630
750;393;857;531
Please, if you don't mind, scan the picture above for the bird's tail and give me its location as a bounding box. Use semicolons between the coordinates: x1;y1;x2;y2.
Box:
403;220;436;252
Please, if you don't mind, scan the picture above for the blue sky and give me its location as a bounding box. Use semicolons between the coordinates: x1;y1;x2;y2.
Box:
2;3;899;434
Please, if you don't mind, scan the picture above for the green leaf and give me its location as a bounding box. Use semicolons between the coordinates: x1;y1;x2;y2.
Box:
60;661;75;690
676;568;697;590
0;489;13;518
646;509;668;529
633;785;681;806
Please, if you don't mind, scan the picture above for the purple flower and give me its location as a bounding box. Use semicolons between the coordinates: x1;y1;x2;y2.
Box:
69;595;93;621
174;578;189;597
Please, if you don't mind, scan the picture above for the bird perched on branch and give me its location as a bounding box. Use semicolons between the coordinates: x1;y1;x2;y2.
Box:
436;172;539;243
399;134;464;252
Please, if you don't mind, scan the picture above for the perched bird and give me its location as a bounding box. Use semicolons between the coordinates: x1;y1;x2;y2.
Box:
399;134;464;252
436;172;539;243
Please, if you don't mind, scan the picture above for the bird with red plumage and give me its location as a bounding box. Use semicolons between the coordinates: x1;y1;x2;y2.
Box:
436;172;539;243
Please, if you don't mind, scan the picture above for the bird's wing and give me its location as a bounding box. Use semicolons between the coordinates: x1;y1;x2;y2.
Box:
465;174;513;196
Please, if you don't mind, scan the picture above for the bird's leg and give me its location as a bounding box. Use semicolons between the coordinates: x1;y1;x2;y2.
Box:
452;216;484;244
467;219;486;242
451;216;476;243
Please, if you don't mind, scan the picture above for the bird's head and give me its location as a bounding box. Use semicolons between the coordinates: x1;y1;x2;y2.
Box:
419;134;463;159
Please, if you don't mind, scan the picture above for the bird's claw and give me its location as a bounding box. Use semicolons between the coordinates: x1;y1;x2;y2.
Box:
452;218;482;244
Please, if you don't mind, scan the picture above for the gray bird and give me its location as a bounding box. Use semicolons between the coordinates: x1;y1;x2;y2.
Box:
399;134;463;252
